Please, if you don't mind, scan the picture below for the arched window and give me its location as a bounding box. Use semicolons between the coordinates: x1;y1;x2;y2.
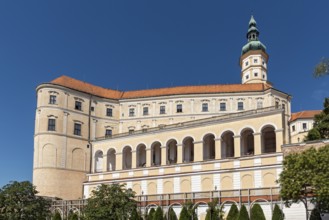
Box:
151;142;161;166
261;126;276;153
183;137;194;163
167;139;177;165
94;151;103;173
107;149;116;171
136;144;146;168
221;131;234;158
122;146;132;170
241;128;254;156
203;134;215;160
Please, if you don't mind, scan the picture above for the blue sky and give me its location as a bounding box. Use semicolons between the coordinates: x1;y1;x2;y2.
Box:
0;1;328;188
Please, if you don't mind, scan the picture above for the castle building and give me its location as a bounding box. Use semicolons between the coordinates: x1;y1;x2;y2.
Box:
33;16;309;218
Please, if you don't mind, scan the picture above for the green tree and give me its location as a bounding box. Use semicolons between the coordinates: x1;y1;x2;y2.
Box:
179;201;198;220
166;207;177;220
306;98;329;141
52;211;62;220
147;207;156;220
310;208;321;220
277;145;329;216
313;57;329;78
153;206;164;220
271;204;284;220
84;183;137;220
179;206;189;220
68;212;79;220
227;203;239;220
205;199;223;220
250;204;265;220
238;204;249;220
130;207;142;220
0;181;51;220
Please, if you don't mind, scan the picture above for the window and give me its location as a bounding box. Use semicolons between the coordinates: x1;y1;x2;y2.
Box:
48;119;56;131
160;106;166;114
245;61;249;66
282;104;285;110
275;101;279;109
303;123;307;130
129;129;134;134
129;108;135;117
292;125;295;132
254;59;258;63
106;108;113;117
246;75;249;80
257;100;263;109
75;101;82;111
254;72;258;77
238;102;244;110
90;106;94;111
262;60;265;65
105;129;112;138
49;95;56;104
74;123;81;136
143;107;149;115
263;74;265;79
176;104;182;113
202;103;208;112
220;103;226;111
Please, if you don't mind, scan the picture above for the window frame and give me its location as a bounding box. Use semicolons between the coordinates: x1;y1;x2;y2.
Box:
48;118;56;131
129;108;135;117
106;108;113;117
143;107;149;116
74;123;82;136
220;102;226;111
176;104;183;113
105;129;112;138
202;103;208;112
49;95;57;104
160;106;166;114
75;101;82;111
237;102;244;111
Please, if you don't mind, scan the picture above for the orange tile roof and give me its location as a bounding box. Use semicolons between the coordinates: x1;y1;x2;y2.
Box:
290;110;322;122
49;75;273;100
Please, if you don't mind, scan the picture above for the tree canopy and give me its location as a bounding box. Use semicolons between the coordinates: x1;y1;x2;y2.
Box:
238;204;249;220
84;183;137;220
250;204;265;220
226;203;239;220
277;145;329;215
205;198;223;220
272;204;284;220
313;58;329;78
306;98;329;141
0;181;51;220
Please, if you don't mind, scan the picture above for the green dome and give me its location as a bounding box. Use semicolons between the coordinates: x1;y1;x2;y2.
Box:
242;41;266;55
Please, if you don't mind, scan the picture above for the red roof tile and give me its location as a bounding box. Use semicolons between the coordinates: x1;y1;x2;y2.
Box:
290;110;322;122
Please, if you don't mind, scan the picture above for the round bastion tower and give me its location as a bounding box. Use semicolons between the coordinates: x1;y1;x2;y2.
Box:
33;80;93;200
240;16;269;84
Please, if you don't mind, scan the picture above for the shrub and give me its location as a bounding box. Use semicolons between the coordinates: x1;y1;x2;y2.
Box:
310;208;321;220
167;207;178;220
227;203;239;220
238;204;249;220
53;211;62;220
272;204;284;220
250;204;265;220
147;208;156;220
153;206;164;220
179;206;189;220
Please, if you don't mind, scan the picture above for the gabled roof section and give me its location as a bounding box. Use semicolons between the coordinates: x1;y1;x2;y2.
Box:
49;75;273;100
290;110;322;122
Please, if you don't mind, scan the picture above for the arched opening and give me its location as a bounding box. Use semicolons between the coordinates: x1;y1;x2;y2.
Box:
107;149;116;171
183;137;194;163
94;150;103;173
122;146;132;170
221;131;234;158
203;134;215;160
241;128;254;156
136;144;146;168
167;139;177;165
151;142;161;166
261;126;276;153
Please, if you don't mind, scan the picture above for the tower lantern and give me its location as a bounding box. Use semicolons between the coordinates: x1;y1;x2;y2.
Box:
240;16;269;84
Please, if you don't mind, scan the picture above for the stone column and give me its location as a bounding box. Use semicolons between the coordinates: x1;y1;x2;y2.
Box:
177;143;183;164
275;129;284;152
253;132;262;155
215;138;222;160
131;150;137;169
146;148;151;167
233;135;241;158
161;146;167;166
193;141;203;162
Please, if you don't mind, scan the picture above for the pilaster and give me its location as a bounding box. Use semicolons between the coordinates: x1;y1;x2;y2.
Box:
131;150;136;169
193;141;203;162
146;148;151;167
275;129;284;152
177;143;183;164
161;146;167;166
253;132;261;155
234;135;241;157
215;138;222;160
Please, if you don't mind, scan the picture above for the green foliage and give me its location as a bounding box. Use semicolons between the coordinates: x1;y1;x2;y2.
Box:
147;207;156;220
227;203;239;220
271;204;284;220
68;212;79;220
179;206;189;220
250;204;265;220
277;145;329;213
313;58;329;78
310;208;322;220
52;211;62;220
0;181;51;220
167;207;177;220
306;97;329;140
238;204;249;220
205;198;223;220
130;207;142;220
153;206;164;220
84;183;137;220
